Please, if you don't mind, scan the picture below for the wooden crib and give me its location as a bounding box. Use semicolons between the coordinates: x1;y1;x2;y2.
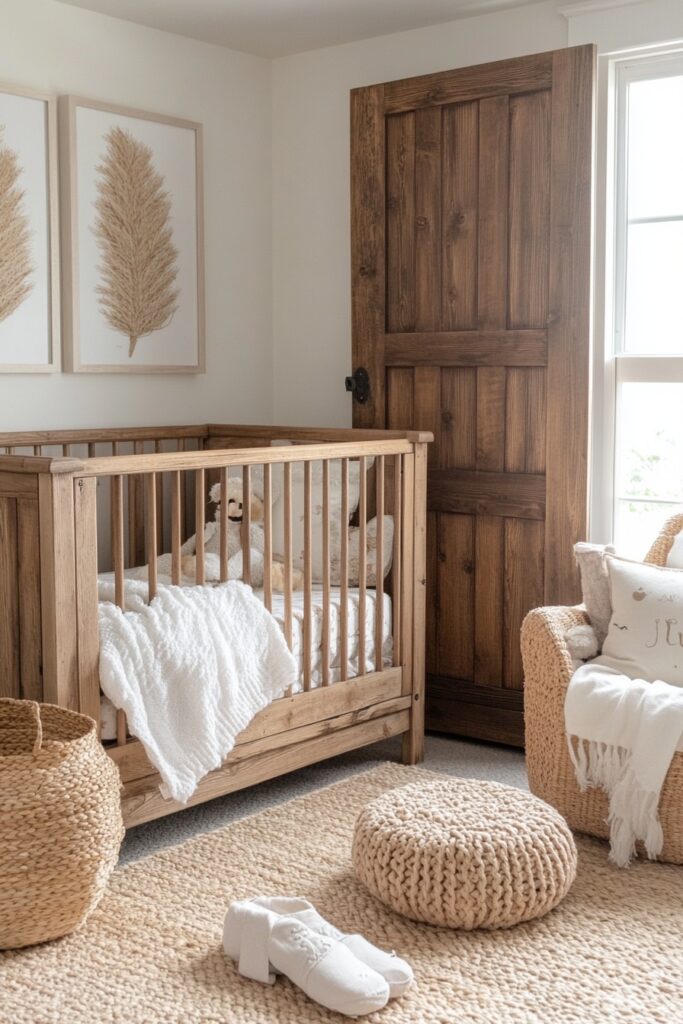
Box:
0;423;429;827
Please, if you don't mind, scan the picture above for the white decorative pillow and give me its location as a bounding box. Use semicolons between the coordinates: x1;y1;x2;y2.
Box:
574;541;615;647
602;555;683;686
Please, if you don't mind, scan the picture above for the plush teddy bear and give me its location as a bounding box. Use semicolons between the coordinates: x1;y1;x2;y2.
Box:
182;477;302;591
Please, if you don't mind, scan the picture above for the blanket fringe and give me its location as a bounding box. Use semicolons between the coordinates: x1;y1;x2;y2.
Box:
566;736;664;867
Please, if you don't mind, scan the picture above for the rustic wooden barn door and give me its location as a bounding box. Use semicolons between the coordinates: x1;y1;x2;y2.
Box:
351;46;595;745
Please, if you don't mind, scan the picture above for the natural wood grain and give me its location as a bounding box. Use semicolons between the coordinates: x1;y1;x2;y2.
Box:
17;499;42;701
171;471;182;585
476;368;506;472
477;95;509;330
442;100;478;330
429;468;546;520
321;459;330;685
386;368;415;431
508;90;551;329
110;669;405;782
194;468;205;585
415;107;442;332
38;473;79;712
303;461;312;691
263;464;272;610
441;368;476;470
403;441;428;764
386;111;415;333
241;465;251;586
121;711;410;828
413;367;441;469
383;51;553;113
352;48;592;745
437;513;474;680
340;458;349;681
358;456;367;677
474;516;504;687
74;478;100;724
545;45;595;604
375;456;385;670
146;473;158;601
0;498;19;698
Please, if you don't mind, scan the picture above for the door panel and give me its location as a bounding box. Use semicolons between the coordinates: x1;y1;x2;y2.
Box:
352;46;595;745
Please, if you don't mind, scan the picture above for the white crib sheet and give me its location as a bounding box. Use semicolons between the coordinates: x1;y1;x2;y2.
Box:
99;585;393;741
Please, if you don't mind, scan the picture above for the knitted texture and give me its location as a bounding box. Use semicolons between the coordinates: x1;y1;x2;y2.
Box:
352;778;577;930
521;513;683;865
0;699;123;949
2;765;681;1024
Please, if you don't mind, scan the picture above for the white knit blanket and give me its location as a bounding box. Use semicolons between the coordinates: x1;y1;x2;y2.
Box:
98;578;296;804
565;659;683;866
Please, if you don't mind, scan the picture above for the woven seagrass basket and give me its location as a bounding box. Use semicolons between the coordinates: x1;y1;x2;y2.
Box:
0;698;124;949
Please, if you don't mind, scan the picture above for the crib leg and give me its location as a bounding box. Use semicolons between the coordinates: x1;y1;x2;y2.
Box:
401;697;424;765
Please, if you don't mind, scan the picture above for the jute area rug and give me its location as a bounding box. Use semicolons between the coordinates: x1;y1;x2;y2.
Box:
1;764;680;1024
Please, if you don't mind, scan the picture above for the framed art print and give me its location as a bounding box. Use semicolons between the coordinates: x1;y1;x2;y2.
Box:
0;84;59;373
60;96;205;373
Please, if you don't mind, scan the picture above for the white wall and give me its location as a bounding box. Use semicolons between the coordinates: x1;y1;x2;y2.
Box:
0;0;272;431
271;1;569;427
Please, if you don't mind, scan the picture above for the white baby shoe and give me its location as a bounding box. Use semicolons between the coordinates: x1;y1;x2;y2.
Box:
224;900;390;1018
248;896;414;998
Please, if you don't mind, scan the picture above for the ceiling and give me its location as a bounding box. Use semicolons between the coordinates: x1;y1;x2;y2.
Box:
56;0;553;59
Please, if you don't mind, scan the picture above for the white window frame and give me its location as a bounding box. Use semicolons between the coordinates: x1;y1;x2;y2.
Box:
591;43;683;546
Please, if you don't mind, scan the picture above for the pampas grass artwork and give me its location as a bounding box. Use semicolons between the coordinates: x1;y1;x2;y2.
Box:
94;126;179;357
0;125;33;322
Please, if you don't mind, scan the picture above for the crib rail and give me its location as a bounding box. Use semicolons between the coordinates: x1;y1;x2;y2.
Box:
0;424;428;823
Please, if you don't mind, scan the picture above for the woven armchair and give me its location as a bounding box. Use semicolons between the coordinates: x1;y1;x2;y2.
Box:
521;514;683;864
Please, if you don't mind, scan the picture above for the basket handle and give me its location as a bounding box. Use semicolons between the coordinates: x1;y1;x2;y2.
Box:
0;698;42;755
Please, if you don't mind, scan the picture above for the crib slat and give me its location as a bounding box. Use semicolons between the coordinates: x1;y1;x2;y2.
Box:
322;459;330;686
263;463;273;612
303;461;312;692
195;468;205;585
112;475;125;611
340;458;349;682
375;456;384;673
358;457;367;677
171;471;182;585
177;438;187;540
219;467;228;583
154;440;164;551
88;443;96;458
393;454;402;666
33;445;41;456
283;461;293;696
129;440;145;567
242;465;252;585
146;473;158;602
112;473;128;746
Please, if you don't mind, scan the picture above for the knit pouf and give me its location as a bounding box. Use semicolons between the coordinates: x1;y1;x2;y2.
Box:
352;778;577;930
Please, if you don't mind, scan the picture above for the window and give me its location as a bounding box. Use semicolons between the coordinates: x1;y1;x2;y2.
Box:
597;51;683;558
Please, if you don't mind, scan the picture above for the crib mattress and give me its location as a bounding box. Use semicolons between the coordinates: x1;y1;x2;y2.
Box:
99;585;393;741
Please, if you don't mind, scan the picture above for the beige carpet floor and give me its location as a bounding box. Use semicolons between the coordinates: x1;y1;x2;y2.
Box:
1;764;680;1024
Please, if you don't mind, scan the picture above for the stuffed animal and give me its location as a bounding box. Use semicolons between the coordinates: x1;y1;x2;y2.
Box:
182;478;302;591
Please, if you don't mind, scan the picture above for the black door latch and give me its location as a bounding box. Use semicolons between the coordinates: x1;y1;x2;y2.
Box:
345;367;370;404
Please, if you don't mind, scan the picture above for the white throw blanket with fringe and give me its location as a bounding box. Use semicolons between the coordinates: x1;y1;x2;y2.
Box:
565;659;683;866
98;578;296;804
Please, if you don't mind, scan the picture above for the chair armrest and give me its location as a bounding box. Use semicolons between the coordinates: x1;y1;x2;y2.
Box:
521;605;589;688
521;605;589;797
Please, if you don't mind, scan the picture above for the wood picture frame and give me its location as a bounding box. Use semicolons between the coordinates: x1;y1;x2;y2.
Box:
0;83;60;373
59;96;205;374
